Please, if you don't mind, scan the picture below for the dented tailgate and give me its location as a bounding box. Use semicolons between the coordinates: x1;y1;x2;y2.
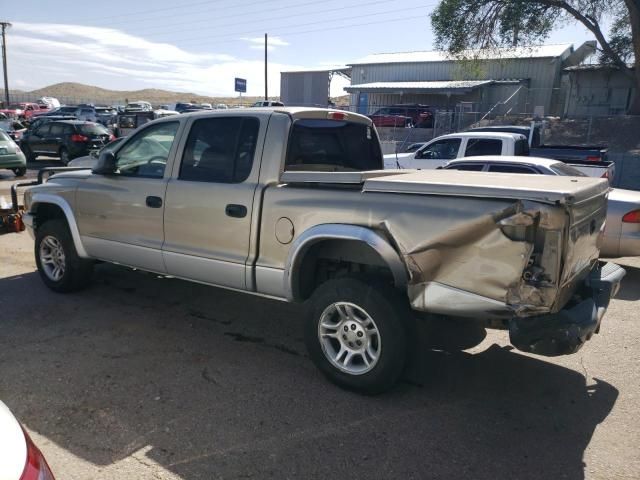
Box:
363;170;610;318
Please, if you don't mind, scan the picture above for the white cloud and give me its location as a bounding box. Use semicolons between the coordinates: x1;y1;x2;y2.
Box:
240;36;290;51
7;23;301;96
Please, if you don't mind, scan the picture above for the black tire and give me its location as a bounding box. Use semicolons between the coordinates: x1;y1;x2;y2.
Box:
22;145;36;162
305;277;410;394
59;147;70;165
35;219;93;293
12;167;26;177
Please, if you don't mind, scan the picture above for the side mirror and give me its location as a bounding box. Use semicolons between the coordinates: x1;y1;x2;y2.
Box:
93;150;117;175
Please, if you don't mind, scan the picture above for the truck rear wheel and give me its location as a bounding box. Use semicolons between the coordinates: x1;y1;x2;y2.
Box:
35;219;93;292
305;277;410;394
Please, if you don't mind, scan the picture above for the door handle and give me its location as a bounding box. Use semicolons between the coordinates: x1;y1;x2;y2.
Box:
225;204;247;218
146;196;163;208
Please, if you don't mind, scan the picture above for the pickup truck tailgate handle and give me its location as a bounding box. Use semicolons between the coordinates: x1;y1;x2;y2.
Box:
226;204;247;218
146;196;163;208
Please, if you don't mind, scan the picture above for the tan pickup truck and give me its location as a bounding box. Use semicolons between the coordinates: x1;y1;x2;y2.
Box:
18;107;625;393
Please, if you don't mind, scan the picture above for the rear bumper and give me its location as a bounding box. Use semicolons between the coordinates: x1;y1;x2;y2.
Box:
509;262;625;356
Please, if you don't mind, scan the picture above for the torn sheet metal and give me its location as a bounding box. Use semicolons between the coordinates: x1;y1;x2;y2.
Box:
380;200;563;318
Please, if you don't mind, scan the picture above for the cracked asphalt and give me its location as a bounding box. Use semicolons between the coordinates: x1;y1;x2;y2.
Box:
1;168;640;479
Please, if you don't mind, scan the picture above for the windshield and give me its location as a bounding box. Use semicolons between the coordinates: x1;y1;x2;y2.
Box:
550;163;588;177
79;124;110;135
57;106;78;113
0;130;11;142
285;119;382;172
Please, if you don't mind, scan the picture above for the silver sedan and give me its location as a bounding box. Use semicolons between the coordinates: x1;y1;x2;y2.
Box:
442;155;640;258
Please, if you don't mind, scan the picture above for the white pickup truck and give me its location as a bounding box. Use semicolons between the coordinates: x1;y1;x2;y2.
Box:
384;132;529;169
384;132;614;179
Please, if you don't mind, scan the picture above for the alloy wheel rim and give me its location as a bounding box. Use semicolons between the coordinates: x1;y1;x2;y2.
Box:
39;235;66;282
318;302;381;375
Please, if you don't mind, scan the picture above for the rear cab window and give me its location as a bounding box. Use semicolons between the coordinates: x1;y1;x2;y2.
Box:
285;119;382;171
464;138;503;156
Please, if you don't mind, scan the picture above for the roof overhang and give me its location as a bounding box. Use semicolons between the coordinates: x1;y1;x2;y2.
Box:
345;80;503;95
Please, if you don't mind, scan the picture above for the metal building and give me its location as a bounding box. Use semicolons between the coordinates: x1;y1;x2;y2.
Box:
562;64;636;116
280;68;350;107
344;42;596;117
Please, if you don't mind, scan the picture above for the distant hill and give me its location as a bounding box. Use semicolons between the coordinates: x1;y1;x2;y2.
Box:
1;82;279;106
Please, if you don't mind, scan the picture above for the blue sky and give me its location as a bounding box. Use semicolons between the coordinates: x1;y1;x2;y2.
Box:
2;0;608;97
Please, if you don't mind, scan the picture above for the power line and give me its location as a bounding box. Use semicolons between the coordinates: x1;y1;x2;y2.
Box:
91;0;396;40
101;3;436;51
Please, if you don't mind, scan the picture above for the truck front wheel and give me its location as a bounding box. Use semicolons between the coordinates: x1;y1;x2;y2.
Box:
305;277;409;394
35;219;93;292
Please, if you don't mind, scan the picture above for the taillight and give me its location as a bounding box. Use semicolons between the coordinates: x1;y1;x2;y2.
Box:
586;155;600;162
109;134;116;141
601;170;609;178
70;134;88;142
20;428;55;480
622;210;640;223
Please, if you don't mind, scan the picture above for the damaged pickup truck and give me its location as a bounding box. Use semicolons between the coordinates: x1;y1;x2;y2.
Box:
16;108;625;393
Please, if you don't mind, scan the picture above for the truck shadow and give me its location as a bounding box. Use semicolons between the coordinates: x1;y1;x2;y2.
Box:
0;265;618;480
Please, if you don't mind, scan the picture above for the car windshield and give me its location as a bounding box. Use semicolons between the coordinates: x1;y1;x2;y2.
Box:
0;130;11;142
79;124;109;135
95;107;114;113
550;163;588;177
57;107;78;113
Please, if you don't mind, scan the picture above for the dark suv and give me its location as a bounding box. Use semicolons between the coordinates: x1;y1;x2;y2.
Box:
21;120;114;164
369;104;434;128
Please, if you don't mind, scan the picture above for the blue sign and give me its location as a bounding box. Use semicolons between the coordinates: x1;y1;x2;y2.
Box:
235;78;247;93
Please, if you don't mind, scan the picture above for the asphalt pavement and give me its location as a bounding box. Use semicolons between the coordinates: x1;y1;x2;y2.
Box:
0;168;639;480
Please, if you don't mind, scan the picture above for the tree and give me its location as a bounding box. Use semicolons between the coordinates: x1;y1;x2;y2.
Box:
430;0;640;114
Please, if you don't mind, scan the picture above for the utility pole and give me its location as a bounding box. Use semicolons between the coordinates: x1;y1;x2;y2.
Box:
264;33;268;101
0;21;11;108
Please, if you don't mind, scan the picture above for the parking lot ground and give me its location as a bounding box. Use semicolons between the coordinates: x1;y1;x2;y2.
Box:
1;171;640;479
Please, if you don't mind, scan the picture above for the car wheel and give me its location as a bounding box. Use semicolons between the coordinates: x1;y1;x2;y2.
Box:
59;147;70;165
22;145;36;162
35;219;93;293
12;167;26;177
305;277;410;394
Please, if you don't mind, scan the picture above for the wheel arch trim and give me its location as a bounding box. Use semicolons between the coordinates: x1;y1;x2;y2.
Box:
31;194;89;258
283;224;408;302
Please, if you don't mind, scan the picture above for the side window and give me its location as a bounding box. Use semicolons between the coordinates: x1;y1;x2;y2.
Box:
179;117;259;183
35;124;51;136
419;138;461;160
464;139;503;156
446;163;485;171
63;125;75;135
488;164;537;174
116;121;179;178
49;124;64;136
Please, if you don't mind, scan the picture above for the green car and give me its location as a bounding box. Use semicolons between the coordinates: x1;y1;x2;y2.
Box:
0;129;27;177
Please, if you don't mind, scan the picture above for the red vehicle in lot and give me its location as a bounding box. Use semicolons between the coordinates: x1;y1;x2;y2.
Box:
368;104;434;128
0;103;49;121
